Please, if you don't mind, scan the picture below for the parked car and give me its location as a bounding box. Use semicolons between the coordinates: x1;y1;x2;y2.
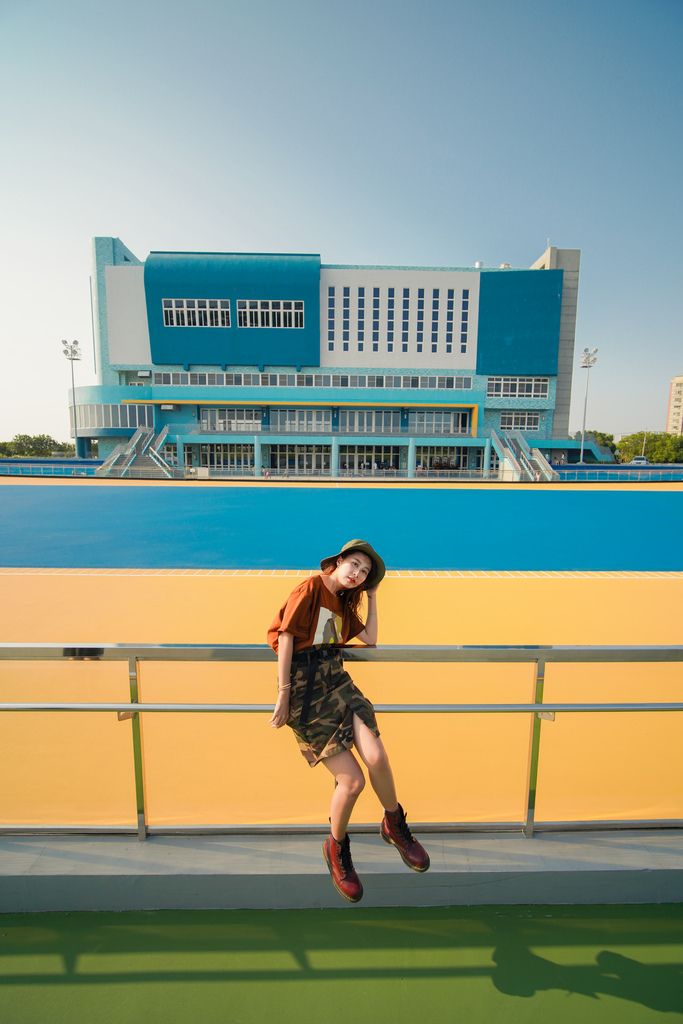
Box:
629;456;650;465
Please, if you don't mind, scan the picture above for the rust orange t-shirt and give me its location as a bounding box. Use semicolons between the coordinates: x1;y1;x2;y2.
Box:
267;575;365;653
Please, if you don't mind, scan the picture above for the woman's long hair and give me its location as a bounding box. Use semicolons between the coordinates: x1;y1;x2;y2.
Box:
320;551;372;621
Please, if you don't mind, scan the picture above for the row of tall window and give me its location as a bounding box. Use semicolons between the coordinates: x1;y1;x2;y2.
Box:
327;286;470;354
70;405;541;437
189;443;486;473
71;404;155;430
152;372;473;390
200;408;260;432
197;407;471;435
162;299;304;328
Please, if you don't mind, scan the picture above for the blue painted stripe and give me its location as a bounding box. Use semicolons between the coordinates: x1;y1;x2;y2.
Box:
0;486;680;571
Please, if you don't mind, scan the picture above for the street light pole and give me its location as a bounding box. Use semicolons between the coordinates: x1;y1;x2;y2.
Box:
579;347;598;464
62;340;82;457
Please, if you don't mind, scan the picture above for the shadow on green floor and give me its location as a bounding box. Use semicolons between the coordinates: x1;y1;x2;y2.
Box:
1;905;682;1023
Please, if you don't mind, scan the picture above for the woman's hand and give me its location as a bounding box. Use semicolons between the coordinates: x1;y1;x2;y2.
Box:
356;583;380;645
269;691;290;729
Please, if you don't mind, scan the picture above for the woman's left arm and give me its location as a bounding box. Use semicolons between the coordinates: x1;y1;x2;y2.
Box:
356;584;379;645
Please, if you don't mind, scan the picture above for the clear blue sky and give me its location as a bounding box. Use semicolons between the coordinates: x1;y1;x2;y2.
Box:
1;0;681;441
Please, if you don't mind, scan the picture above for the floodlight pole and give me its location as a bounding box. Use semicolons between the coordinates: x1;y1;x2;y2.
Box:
579;348;598;464
62;341;82;458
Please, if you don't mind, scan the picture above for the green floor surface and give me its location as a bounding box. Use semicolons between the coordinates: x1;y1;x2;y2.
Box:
1;905;682;1024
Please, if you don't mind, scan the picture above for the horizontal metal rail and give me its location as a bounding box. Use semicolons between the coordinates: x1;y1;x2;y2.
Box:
1;643;682;663
2;702;682;714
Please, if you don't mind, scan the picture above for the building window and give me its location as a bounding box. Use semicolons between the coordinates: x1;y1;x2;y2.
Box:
163;299;229;327
500;412;540;431
236;300;304;328
200;407;261;432
387;343;393;352
328;342;334;351
74;403;154;430
408;411;470;435
487;377;549;398
151;372;472;391
328;289;335;341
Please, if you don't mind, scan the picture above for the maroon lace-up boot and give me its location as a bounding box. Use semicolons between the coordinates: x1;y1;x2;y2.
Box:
381;804;430;872
322;833;364;903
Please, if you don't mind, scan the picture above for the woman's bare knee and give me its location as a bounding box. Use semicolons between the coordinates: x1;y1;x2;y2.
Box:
338;772;365;798
365;746;390;772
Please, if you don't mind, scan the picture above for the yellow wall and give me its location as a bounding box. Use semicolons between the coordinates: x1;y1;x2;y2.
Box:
1;570;681;827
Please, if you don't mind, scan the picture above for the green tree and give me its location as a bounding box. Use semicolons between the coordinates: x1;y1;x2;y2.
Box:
573;430;617;453
591;431;617;455
616;431;683;463
1;434;75;458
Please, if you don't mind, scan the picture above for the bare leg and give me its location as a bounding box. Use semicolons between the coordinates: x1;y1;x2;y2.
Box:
352;714;398;812
322;748;365;840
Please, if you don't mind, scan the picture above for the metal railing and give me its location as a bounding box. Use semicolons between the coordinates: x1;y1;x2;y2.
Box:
0;463;97;477
556;466;683;482
197;423;473;438
1;643;681;842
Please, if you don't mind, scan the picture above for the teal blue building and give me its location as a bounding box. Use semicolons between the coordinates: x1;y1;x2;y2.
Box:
74;238;601;474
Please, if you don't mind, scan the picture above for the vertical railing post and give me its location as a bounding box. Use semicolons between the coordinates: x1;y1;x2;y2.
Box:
128;656;148;841
523;658;552;839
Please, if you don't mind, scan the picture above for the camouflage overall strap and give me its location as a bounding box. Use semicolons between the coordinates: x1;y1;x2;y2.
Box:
298;649;321;729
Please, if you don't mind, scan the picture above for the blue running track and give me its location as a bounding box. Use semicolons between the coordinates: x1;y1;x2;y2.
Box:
0;484;680;570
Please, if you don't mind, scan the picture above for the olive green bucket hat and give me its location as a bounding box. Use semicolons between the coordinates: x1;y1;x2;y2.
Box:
320;539;386;590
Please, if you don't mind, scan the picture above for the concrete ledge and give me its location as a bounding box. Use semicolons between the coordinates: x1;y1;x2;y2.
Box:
1;830;682;912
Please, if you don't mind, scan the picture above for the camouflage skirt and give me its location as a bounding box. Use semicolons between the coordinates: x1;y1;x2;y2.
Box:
286;646;380;767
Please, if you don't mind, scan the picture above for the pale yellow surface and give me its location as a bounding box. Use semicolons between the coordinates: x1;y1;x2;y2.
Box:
0;661;136;826
0;570;681;827
1;571;681;645
137;661;534;825
535;663;683;822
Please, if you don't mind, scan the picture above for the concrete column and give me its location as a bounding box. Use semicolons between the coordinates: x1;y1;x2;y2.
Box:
253;436;262;477
408;437;416;478
176;442;185;469
331;437;339;478
484;438;492;479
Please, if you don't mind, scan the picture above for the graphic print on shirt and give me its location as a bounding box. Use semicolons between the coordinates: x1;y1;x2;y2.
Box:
313;606;343;645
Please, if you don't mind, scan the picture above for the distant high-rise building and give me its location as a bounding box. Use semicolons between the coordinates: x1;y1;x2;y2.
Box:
666;375;683;435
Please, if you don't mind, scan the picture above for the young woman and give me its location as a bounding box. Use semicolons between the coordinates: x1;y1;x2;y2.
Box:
267;539;429;903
